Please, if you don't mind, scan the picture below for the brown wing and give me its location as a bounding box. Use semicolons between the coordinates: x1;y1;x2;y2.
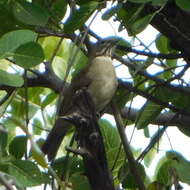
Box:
58;63;92;115
71;63;92;90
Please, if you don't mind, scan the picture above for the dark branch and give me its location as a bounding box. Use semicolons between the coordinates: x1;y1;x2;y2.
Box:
119;80;190;117
118;107;190;127
117;45;183;59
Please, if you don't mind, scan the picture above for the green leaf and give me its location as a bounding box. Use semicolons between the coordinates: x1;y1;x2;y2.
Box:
156;160;172;185
147;181;167;190
166;151;190;185
115;38;132;56
102;3;122;20
0;70;24;87
144;148;157;167
41;92;57;109
177;125;190;137
99;119;120;151
0;30;37;59
176;0;190;12
50;0;67;22
52;56;67;79
9;135;27;159
9;160;44;187
135;101;162;129
155;34;170;54
31;143;48;168
9;96;39;122
129;0;152;3
64;1;98;34
51;156;84;178
119;161;146;188
0;4;17;36
155;86;190;113
99;119;125;175
13;1;49;26
71;173;91;190
131;14;154;35
39;37;70;60
0;128;8;157
163;59;177;79
151;0;168;7
13;42;44;69
113;87;131;110
32;118;43;135
117;3;145;35
18;87;44;106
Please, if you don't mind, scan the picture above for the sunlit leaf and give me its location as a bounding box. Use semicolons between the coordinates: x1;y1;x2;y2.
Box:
0;69;24;87
31;143;48;168
52;56;67;79
0;30;37;58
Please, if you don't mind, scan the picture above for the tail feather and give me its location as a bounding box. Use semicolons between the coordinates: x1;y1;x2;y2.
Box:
42;118;71;161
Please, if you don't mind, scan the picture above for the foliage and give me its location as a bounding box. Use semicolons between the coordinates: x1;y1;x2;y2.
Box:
0;0;190;189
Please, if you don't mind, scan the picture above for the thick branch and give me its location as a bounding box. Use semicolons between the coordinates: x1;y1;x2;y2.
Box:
118;107;190;127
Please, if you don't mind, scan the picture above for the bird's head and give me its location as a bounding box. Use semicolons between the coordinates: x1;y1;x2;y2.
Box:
93;38;119;57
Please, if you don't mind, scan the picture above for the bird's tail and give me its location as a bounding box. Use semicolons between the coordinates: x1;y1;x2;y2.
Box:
41;118;71;161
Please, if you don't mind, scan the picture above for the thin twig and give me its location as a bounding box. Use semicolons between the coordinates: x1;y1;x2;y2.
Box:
136;126;167;162
117;45;183;59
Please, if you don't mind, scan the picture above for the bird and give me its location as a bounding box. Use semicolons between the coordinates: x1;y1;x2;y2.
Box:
42;38;118;161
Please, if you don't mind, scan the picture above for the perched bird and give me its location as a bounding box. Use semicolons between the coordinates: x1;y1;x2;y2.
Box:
42;38;118;161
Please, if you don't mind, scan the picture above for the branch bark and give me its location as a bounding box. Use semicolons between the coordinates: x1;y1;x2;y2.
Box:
111;101;146;190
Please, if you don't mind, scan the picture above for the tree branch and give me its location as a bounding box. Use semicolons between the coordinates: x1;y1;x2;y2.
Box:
119;80;190;117
117;45;183;59
119;107;190;127
111;101;146;190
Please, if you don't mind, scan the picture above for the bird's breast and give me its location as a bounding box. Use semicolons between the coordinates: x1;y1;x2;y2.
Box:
87;56;118;111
